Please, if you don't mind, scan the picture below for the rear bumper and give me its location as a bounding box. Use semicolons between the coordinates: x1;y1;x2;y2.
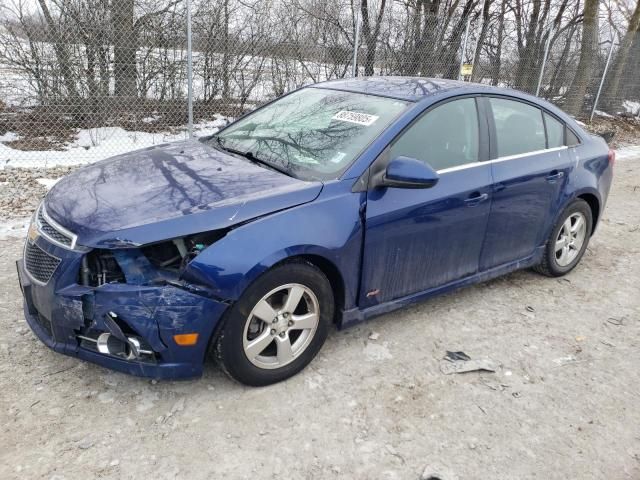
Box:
17;256;229;380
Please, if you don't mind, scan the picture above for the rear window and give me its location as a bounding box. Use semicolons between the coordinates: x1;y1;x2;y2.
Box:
489;98;546;157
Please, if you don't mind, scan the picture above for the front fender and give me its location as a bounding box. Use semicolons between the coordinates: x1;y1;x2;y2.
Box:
184;180;365;310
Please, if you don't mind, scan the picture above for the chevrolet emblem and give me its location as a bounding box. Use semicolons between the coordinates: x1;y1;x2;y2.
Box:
27;220;39;242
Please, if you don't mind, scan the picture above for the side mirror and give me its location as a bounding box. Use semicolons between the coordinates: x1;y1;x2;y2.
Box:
374;156;439;189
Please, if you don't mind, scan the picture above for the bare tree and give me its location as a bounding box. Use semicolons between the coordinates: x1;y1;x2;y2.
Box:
360;0;388;75
604;0;640;109
565;0;598;115
36;0;79;99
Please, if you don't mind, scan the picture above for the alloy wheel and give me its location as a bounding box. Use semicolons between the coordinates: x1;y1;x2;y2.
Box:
242;283;320;369
554;212;587;267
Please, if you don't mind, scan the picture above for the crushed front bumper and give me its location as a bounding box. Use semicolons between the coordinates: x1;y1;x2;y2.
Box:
17;240;229;380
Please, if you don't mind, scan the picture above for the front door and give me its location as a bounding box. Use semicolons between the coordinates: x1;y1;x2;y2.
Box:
360;97;492;307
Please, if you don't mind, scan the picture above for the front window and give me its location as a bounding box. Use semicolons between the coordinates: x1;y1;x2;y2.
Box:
212;88;408;180
389;98;480;171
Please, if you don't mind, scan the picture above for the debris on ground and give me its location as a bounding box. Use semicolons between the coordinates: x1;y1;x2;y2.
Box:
552;355;578;366
606;317;624;326
444;351;470;362
440;351;497;375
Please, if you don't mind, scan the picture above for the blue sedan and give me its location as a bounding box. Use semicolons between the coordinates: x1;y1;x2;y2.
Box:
17;77;614;385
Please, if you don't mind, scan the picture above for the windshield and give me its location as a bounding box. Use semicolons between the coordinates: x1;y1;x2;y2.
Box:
212;88;409;181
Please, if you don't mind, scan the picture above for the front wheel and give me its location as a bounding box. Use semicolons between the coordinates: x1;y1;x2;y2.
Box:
535;199;593;277
214;261;334;386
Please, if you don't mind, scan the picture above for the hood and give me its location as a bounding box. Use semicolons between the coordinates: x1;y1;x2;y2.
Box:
45;140;323;247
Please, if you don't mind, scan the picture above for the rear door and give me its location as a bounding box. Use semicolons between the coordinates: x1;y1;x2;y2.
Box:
479;97;574;270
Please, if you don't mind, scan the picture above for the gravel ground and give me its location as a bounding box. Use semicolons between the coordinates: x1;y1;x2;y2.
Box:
0;167;75;219
0;159;639;480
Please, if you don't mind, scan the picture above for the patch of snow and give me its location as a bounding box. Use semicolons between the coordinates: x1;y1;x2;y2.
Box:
0;116;231;170
141;115;162;124
36;178;61;190
623;100;640;116
0;217;30;239
575;119;587;127
615;145;640;162
0;132;21;143
594;110;614;118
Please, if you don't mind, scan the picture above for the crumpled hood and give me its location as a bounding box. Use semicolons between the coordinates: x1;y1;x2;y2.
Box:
45;140;323;247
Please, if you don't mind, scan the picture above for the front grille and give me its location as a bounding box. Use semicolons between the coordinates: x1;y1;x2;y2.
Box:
37;207;73;248
24;241;61;284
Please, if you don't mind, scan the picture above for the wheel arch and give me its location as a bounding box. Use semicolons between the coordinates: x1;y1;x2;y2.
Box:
576;192;600;235
272;254;346;324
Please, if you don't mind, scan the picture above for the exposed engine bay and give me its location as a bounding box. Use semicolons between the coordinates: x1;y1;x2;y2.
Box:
81;230;227;287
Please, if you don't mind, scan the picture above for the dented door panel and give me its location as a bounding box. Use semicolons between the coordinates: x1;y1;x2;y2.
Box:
360;164;493;306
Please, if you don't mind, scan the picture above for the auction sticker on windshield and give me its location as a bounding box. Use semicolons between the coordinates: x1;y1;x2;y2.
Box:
332;111;379;126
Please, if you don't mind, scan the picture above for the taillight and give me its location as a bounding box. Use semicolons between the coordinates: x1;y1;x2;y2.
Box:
608;149;616;166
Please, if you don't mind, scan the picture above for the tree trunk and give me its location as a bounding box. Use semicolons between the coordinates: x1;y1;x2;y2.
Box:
441;0;477;79
514;0;542;92
603;0;640;110
490;0;507;85
565;0;598;116
471;0;493;82
36;0;79;99
621;21;640;100
112;0;137;98
360;0;386;76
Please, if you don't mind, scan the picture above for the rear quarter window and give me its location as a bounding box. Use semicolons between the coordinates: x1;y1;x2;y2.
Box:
566;127;580;147
544;112;564;148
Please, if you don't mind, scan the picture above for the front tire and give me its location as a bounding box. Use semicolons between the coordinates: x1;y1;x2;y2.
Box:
535;199;593;277
215;261;334;386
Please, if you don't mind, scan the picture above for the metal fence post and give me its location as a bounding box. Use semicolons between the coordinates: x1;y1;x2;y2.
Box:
352;1;361;77
186;0;194;137
458;16;471;81
536;25;554;96
590;38;616;123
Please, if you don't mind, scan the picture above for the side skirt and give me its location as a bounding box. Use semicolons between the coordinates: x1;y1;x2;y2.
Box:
338;247;544;329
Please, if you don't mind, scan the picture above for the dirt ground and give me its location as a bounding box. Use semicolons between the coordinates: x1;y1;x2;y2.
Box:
0;159;639;480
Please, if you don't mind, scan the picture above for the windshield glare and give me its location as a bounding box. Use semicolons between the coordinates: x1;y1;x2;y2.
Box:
214;88;408;180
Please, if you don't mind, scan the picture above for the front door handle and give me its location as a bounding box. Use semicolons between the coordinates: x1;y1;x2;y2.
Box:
545;170;565;182
464;192;489;206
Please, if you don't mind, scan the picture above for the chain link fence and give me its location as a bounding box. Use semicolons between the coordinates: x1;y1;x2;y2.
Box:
0;0;639;167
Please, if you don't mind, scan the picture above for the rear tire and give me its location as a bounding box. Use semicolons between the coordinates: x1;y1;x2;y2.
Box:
534;199;592;277
215;261;333;386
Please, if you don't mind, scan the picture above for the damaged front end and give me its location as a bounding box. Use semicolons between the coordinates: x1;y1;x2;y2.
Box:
18;206;230;379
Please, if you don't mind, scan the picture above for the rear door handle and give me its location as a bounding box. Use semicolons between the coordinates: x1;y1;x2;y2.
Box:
464;192;489;206
545;170;565;182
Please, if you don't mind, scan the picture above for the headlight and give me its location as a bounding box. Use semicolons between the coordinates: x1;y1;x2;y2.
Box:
141;230;227;273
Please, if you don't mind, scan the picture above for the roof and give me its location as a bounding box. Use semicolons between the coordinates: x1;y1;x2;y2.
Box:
312;76;472;102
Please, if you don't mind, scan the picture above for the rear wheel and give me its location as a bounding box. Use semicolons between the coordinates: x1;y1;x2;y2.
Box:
535;199;592;277
215;261;333;386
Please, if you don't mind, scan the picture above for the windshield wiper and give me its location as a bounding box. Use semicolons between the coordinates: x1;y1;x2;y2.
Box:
212;136;295;178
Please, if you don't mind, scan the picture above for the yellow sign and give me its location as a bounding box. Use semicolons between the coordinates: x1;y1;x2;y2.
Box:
461;64;473;76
